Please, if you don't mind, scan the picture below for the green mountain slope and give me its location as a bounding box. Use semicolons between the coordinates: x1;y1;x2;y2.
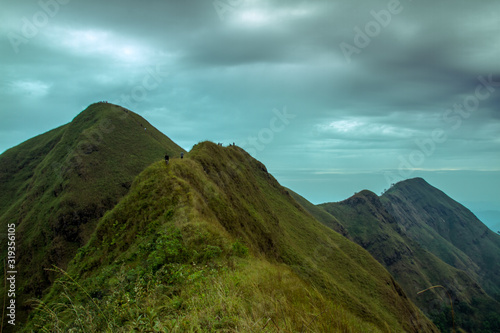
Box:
0;102;184;325
286;188;348;237
314;190;500;332
382;178;500;302
27;142;436;332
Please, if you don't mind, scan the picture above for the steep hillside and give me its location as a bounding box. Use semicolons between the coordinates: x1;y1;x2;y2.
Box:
382;178;500;302
0;102;184;325
287;188;347;237
316;190;500;332
26;142;436;332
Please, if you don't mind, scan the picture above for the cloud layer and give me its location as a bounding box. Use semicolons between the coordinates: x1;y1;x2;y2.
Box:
1;0;499;223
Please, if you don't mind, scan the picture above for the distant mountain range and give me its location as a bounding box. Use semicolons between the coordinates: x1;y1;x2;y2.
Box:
1;102;498;332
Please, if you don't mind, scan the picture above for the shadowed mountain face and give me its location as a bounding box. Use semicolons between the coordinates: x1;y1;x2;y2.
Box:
382;178;500;302
0;102;184;325
25;142;436;332
312;189;500;332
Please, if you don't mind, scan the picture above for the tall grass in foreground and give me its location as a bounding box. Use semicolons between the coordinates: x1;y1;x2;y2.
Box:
28;259;381;332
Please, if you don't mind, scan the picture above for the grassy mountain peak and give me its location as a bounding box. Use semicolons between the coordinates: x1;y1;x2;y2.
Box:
0;102;184;325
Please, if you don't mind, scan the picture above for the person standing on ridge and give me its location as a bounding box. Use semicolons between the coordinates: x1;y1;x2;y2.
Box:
181;152;184;159
165;154;169;165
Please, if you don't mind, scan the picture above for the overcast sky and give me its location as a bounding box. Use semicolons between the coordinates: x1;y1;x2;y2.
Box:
1;0;499;229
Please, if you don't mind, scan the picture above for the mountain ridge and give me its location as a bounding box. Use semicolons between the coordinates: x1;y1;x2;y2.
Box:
23;141;436;332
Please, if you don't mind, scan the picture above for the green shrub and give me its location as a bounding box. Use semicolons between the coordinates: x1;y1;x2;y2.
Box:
232;240;248;257
204;245;222;260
